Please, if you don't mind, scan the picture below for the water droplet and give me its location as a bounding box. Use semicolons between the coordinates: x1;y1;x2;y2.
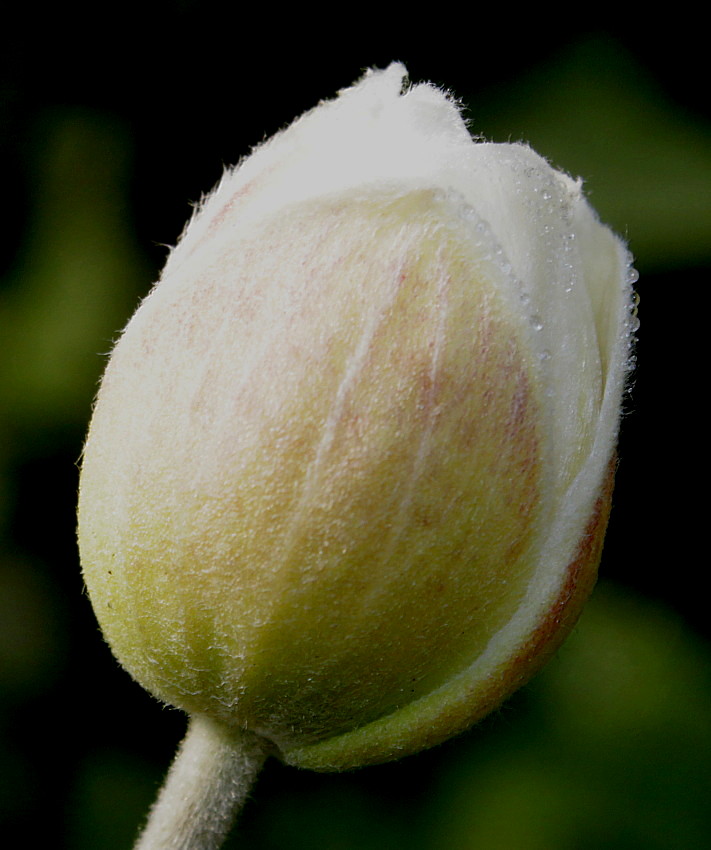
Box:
531;315;543;331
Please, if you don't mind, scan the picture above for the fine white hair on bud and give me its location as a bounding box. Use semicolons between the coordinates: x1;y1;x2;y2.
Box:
78;63;635;775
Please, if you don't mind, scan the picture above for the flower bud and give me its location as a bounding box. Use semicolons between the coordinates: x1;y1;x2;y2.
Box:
78;64;634;771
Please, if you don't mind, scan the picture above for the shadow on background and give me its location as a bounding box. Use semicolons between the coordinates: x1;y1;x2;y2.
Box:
2;9;708;849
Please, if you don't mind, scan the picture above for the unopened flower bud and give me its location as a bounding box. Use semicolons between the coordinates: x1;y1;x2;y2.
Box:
78;64;634;771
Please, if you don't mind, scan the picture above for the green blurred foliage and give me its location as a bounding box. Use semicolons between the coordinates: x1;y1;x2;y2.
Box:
426;584;711;850
467;38;711;272
0;111;149;430
1;26;707;850
66;749;160;850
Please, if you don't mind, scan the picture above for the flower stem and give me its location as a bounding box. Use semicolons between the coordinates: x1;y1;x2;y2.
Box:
134;715;268;850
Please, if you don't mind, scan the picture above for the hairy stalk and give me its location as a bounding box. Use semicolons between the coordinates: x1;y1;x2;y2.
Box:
135;715;268;850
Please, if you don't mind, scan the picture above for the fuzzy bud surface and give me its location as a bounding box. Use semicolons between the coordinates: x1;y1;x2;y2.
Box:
78;64;634;770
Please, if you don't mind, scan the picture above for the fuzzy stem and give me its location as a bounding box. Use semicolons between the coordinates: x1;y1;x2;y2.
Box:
134;715;268;850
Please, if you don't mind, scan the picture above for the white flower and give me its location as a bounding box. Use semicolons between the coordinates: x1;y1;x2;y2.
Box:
78;64;635;770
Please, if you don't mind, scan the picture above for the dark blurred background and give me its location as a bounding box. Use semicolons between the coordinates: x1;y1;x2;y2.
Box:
2;8;709;849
